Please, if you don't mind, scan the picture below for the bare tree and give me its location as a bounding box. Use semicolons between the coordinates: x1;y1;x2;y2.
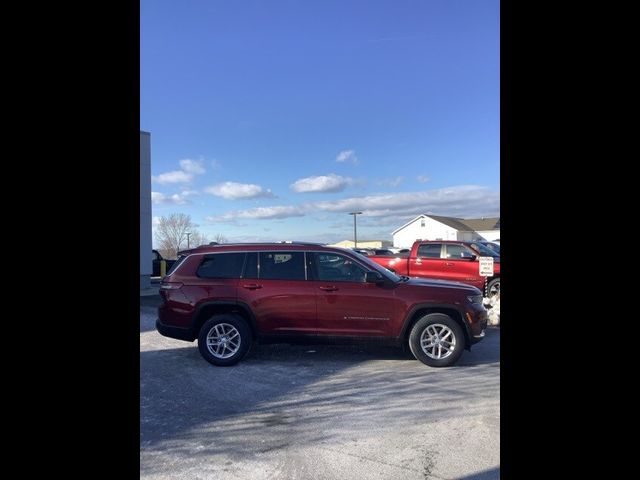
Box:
188;231;208;248
213;233;228;244
155;213;200;259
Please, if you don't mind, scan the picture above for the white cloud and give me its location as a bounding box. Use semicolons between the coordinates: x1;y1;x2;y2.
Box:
151;191;190;205
152;216;161;227
152;170;193;185
336;149;358;164
207;206;306;222
207;185;499;222
313;186;500;218
290;174;353;193
377;176;404;187
179;159;206;175
152;157;207;185
417;175;430;183
180;189;199;196
204;181;275;200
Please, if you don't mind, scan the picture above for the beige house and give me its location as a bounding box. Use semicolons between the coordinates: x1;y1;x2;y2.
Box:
329;239;393;249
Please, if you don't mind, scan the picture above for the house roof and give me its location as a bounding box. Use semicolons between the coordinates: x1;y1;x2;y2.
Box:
457;217;500;231
392;214;500;235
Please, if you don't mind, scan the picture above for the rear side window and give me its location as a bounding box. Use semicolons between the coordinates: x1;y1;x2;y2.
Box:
444;244;474;259
197;253;246;279
259;251;306;280
417;244;442;258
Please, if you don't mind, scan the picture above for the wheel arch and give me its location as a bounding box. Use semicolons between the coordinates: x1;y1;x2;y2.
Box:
191;301;259;340
400;304;471;350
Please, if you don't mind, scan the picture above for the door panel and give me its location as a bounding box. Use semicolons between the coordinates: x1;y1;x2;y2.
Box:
309;252;398;336
409;243;447;280
237;251;317;335
441;244;482;286
240;279;317;334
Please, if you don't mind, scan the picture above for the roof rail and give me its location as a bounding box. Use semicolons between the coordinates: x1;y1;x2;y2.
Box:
279;241;327;245
194;241;327;247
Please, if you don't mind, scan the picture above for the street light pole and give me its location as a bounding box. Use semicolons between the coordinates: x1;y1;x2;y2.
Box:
348;212;362;248
186;232;191;249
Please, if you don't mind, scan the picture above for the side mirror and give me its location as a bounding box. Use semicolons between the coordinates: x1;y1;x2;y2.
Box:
365;271;385;283
460;252;477;261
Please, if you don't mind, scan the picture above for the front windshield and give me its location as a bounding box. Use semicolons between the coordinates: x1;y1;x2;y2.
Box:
470;242;500;258
340;248;402;282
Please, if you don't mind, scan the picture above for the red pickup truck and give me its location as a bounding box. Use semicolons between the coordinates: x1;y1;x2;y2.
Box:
369;240;500;296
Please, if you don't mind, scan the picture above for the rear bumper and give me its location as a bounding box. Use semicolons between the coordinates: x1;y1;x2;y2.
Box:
155;318;196;342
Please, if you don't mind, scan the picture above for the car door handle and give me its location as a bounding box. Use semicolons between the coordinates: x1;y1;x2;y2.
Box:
242;284;262;290
319;286;338;292
445;262;454;266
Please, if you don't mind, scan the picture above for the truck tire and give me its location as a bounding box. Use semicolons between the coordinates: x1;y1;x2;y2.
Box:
408;313;465;367
198;314;252;366
487;278;500;297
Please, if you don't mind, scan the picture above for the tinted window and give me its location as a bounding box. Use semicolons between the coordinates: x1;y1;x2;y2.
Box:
417;244;442;258
244;252;258;278
259;252;305;280
445;244;474;259
313;253;367;283
197;253;246;279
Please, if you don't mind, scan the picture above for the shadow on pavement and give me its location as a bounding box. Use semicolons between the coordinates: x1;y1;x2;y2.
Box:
140;328;499;476
455;466;500;479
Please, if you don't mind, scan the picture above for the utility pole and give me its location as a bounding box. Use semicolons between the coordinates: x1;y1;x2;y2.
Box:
186;232;191;249
348;212;362;248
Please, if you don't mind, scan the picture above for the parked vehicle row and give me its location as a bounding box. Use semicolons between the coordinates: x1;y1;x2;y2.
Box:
156;242;487;368
369;240;500;297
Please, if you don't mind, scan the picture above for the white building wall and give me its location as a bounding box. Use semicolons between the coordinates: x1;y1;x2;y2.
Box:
140;132;152;289
393;216;458;248
457;231;476;241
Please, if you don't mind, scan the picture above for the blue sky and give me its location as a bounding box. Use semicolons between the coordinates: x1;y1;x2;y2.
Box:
141;0;499;245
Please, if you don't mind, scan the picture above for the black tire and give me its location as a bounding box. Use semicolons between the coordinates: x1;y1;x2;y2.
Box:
487;278;500;297
408;313;465;367
197;314;252;366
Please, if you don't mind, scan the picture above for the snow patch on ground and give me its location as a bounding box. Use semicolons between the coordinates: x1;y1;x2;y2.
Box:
483;294;500;326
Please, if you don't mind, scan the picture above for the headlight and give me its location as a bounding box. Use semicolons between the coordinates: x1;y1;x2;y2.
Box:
467;295;483;304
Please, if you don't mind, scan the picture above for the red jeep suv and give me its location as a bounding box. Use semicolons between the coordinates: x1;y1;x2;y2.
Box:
156;243;488;367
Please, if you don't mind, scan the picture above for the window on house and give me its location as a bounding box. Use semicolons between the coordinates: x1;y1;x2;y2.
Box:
420;218;425;227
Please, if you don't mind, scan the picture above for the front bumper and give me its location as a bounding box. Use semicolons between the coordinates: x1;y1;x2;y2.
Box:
465;305;488;345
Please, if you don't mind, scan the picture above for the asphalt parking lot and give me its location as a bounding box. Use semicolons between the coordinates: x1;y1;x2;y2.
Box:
141;297;500;480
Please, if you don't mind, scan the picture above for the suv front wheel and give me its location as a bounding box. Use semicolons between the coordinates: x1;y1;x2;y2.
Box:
408;313;465;367
198;314;252;366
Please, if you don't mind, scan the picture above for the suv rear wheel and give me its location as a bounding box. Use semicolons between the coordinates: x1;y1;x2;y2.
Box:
198;314;252;366
408;313;465;367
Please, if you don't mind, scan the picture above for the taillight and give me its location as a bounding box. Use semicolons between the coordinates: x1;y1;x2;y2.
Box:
160;282;183;291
